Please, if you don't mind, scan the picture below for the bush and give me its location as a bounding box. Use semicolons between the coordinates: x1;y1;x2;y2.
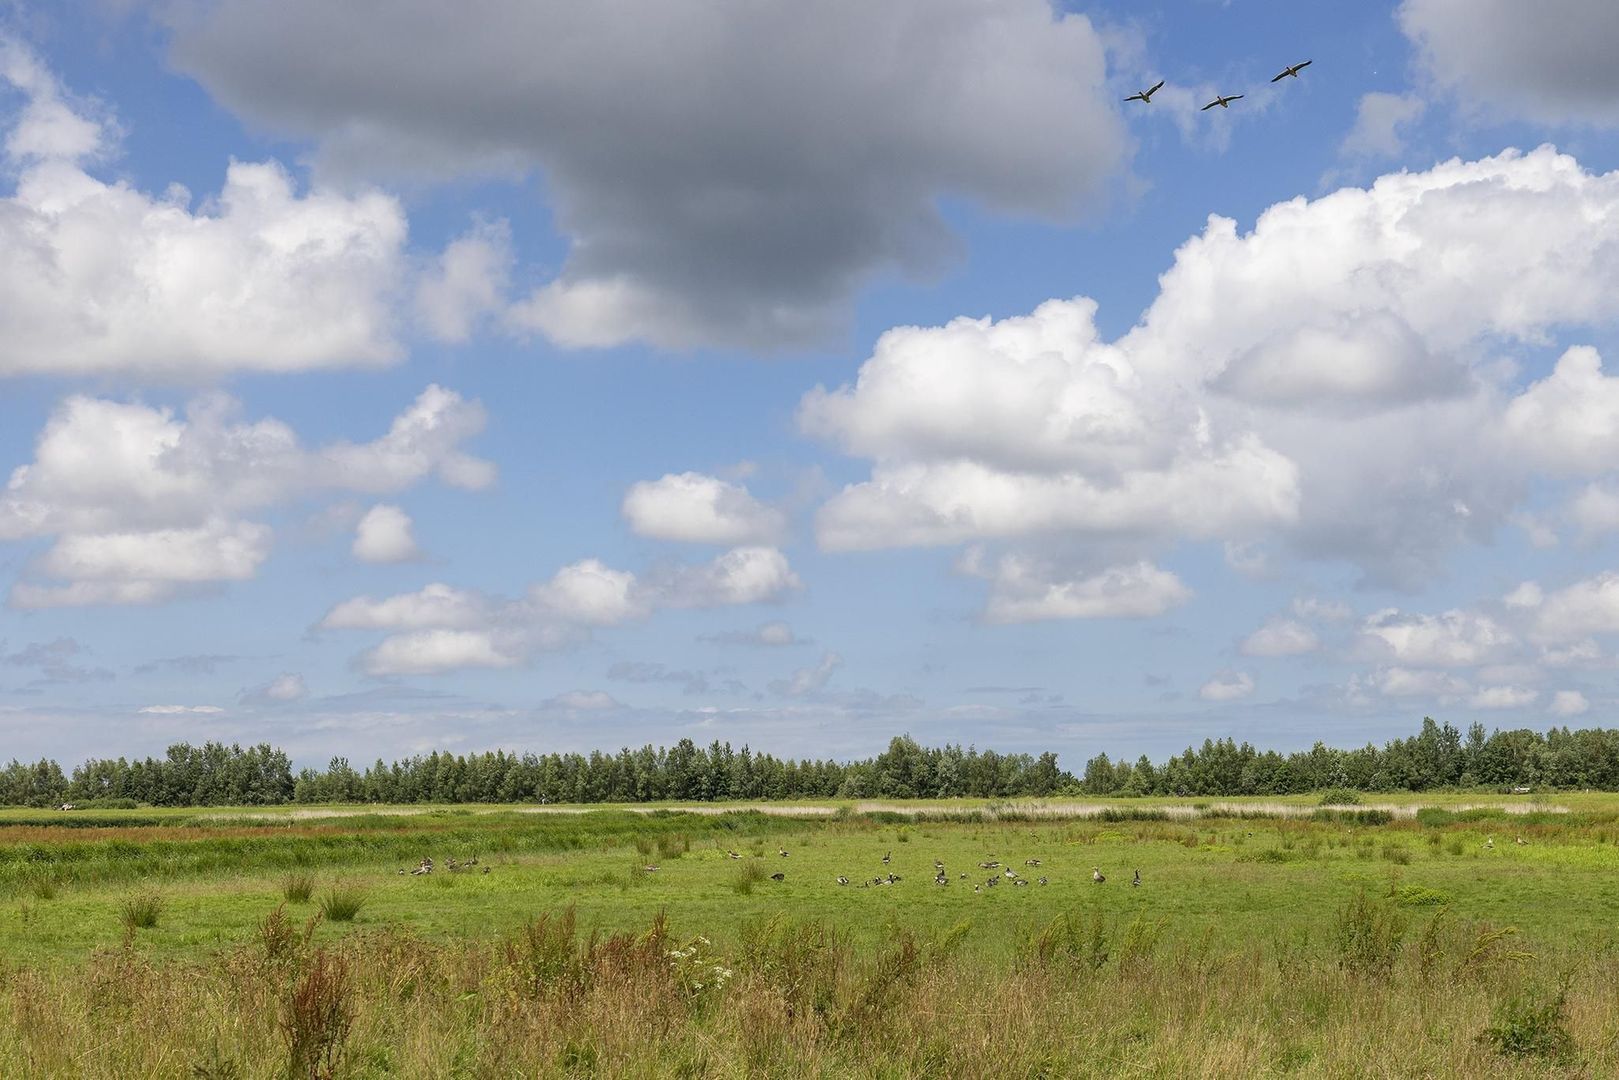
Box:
1317;788;1361;807
282;872;314;904
1480;985;1574;1062
318;884;366;922
119;892;163;932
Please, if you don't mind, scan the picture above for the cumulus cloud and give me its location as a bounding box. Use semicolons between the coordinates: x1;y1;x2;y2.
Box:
1340;92;1426;160
1241;617;1320;657
621;472;786;545
322;546;801;674
163;0;1127;351
1361;609;1516;667
358;629;523;677
1470;685;1538;710
416;219;513;343
1550;689;1591;716
807;148;1619;591
0;36;405;378
137;704;224;715
1199;671;1254;702
352;505;421;563
242;672;307;705
1530;572;1619;642
1;386;490;607
963;552;1192;624
1400;0;1619;127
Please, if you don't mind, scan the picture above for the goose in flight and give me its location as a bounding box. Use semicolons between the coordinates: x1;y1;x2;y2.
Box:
1271;60;1312;82
1201;94;1244;111
1125;80;1165;104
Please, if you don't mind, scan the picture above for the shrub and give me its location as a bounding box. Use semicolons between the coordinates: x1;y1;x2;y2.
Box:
282;872;314;904
318;884;366;923
119;892;163;932
1317;788;1361;807
1480;984;1574;1062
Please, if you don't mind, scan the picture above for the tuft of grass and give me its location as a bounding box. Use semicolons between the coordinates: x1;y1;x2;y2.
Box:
26;875;56;900
1335;887;1406;977
317;883;366;923
119;892;163;932
730;860;767;895
281;872;314;904
1318;788;1361;807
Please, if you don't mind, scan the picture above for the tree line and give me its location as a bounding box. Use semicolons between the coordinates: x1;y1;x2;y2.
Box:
0;718;1614;808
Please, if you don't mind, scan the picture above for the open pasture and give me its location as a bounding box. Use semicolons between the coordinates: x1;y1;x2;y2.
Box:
4;796;1619;1076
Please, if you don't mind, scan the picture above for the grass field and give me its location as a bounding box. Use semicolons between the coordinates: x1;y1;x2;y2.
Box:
3;795;1617;1076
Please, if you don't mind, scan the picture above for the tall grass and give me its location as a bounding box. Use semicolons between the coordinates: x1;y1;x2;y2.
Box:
0;903;1611;1076
282;871;314;903
118;892;163;932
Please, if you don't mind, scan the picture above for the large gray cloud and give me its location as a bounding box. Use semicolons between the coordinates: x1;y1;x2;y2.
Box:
1399;0;1619;126
162;0;1128;350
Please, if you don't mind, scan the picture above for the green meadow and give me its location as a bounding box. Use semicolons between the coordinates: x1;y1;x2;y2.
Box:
4;796;1619;1076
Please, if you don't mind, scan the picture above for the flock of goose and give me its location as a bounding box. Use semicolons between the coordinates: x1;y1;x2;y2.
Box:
819;850;1144;893
1125;59;1312;112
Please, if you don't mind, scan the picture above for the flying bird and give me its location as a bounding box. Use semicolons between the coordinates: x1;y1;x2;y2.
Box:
1201;94;1244;111
1124;80;1165;104
1271;60;1313;82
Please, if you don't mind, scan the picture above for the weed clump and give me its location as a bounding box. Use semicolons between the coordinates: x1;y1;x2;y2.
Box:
279;948;354;1079
1335;888;1405;976
317;883;366;923
1318;788;1361;807
1480;984;1574;1062
119;892;163;932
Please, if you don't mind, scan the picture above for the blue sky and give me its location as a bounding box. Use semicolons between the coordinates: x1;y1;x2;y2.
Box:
4;0;1619;769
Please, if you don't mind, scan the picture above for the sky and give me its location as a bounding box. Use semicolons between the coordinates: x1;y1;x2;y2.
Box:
4;1;1619;769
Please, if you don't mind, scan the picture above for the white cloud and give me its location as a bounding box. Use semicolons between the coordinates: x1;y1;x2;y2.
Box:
528;560;648;627
1504;348;1619;473
1550;689;1591;716
0;37;405;378
416;219;512;343
702;620;803;647
1199;671;1254;702
137;704;225;715
352;504;421;563
1241;617;1320;657
1340;92;1425;160
1531;572;1619;642
1366;667;1470;700
1567;483;1619;536
771;651;842;698
645;546;802;609
324;546;801;674
1503;582;1544;609
167;0;1127;351
805;148;1619;589
262;673;307;701
543;690;622;711
1361;608;1515;667
358;629;524;677
1400;0;1619;127
1292;596;1352;622
321;583;492;632
1470;685;1538;710
1;386;490;606
621;472;786;545
966;554;1191;624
